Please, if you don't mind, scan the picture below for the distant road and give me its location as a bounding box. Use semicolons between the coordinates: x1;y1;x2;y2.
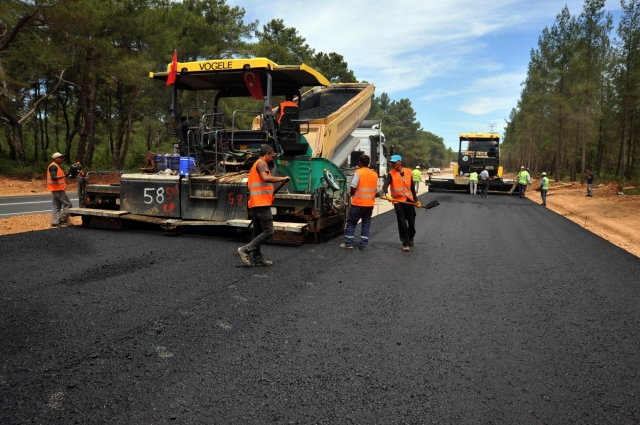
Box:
0;195;79;218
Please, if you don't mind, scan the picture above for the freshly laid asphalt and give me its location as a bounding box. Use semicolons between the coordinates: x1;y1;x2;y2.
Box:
1;191;639;424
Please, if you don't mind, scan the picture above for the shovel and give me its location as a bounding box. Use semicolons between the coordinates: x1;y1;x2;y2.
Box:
387;198;440;210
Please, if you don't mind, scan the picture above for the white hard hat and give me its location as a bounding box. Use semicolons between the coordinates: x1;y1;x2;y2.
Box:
52;152;64;159
541;172;546;176
416;166;420;169
520;166;524;169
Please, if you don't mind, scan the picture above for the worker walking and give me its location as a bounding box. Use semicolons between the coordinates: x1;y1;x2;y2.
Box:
383;154;421;252
469;170;478;195
540;172;549;207
517;166;530;198
47;152;73;227
238;145;290;267
412;166;422;192
479;168;490;198
341;155;377;251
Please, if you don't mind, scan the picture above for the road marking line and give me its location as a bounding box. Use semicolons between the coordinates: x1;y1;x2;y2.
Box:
0;198;78;206
0;210;52;217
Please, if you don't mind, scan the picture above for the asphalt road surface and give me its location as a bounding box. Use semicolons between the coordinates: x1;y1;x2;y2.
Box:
0;194;79;218
2;192;639;424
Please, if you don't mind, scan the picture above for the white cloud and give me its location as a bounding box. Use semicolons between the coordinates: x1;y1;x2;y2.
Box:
460;97;517;116
226;0;620;148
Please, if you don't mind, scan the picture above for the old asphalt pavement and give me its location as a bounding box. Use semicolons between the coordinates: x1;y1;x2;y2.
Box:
1;191;639;424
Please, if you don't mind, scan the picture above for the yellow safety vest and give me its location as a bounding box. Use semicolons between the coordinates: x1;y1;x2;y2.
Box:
469;172;478;182
541;177;549;190
518;171;529;185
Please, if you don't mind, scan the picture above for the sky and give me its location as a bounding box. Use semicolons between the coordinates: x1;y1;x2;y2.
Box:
227;0;622;150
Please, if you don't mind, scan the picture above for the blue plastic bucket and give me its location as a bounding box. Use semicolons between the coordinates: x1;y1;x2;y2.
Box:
171;154;180;171
155;155;166;172
179;156;196;176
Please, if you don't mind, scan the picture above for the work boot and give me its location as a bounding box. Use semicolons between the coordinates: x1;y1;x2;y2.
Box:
237;247;251;266
339;243;353;249
254;259;273;267
359;245;368;251
402;246;410;252
408;239;414;246
58;222;68;227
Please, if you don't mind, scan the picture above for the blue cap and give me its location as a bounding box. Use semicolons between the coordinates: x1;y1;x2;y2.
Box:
390;154;402;163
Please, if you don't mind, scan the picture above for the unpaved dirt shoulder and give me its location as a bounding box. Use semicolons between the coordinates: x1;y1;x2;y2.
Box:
526;181;640;259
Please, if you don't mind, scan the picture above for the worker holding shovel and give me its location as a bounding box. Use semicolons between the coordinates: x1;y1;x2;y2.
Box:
383;155;420;251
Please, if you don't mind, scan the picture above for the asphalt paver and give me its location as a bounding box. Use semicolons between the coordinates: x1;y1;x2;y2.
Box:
1;192;639;424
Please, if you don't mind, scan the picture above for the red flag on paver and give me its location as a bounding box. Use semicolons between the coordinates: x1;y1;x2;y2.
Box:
242;71;264;100
166;50;178;87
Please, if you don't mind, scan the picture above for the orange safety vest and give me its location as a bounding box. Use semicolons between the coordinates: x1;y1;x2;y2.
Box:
277;101;298;124
351;167;378;207
47;162;66;192
247;159;274;208
389;168;413;202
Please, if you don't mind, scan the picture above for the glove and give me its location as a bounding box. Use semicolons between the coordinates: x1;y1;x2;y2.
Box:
415;201;422;208
385;194;393;202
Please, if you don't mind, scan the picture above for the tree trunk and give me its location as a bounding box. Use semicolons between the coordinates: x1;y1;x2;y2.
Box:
3;123;16;159
118;85;140;170
77;63;98;167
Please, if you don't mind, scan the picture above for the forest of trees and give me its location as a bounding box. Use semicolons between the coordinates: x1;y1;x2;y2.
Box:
502;0;640;183
0;0;448;174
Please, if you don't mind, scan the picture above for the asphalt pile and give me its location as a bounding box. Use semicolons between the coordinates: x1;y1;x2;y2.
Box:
299;104;343;120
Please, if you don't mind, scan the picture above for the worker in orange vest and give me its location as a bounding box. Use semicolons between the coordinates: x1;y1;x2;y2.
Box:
276;93;298;124
383;154;421;251
238;144;290;267
340;154;378;251
47;152;73;227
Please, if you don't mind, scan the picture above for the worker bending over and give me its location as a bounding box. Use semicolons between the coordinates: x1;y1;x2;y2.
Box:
383;155;421;251
341;155;377;251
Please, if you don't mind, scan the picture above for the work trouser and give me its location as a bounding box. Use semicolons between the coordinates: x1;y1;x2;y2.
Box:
245;206;274;261
51;190;73;225
540;189;547;206
344;205;373;248
414;181;420;192
394;203;416;247
481;180;490;197
587;183;593;196
518;183;527;198
469;180;477;195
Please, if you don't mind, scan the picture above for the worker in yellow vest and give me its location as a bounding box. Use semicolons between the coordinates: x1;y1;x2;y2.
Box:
383;155;421;251
469;170;478;195
412;166;422;192
238;145;290;267
540;172;549;207
517;166;531;198
341;154;378;250
47;152;73;227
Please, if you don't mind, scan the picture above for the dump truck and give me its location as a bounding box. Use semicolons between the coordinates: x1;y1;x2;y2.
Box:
426;132;517;193
68;57;374;243
341;120;387;193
